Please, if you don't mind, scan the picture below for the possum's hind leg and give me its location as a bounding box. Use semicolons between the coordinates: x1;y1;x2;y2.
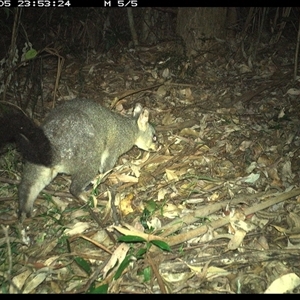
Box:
18;163;58;220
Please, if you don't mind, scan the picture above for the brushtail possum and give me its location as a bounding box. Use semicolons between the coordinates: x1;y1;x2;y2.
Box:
0;99;158;219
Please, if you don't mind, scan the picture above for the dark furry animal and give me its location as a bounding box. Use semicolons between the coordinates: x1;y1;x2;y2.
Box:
0;99;157;220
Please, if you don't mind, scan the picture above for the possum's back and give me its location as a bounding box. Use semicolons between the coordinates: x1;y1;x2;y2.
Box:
42;99;109;172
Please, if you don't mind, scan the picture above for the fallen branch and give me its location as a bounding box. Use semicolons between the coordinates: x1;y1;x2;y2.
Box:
160;188;300;247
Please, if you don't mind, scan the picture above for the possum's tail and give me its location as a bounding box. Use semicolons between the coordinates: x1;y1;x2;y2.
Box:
0;103;52;166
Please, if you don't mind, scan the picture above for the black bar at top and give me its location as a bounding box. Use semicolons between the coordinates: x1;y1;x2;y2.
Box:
9;0;209;8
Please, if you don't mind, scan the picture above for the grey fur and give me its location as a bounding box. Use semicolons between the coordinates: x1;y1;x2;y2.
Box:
18;99;157;219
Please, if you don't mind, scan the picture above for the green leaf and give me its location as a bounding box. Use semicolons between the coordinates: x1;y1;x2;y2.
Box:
74;256;91;275
0;282;9;293
118;235;147;243
114;255;132;280
145;200;157;213
88;283;108;294
135;247;147;259
150;240;171;252
140;211;150;230
25;48;38;60
143;266;152;282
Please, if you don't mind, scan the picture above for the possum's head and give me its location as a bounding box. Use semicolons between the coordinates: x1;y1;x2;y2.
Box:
133;104;158;152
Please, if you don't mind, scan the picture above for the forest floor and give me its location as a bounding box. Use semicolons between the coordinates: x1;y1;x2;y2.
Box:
1;35;300;294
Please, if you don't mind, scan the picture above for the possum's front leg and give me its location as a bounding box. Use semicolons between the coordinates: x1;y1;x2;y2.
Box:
99;150;118;174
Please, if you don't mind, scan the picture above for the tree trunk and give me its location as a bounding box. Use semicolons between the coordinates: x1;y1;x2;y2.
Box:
176;7;232;57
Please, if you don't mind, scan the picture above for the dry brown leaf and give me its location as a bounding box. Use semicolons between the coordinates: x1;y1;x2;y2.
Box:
64;222;90;236
281;159;294;182
51;196;69;212
119;193;134;216
131;151;151;165
239;140;253;151
286;88;300;96
161;203;182;219
224;124;241;135
189;265;230;280
102;243;130;279
90;229;113;248
179;128;199;137
227;229;247;250
208;192;220;202
157;188;169;201
162;68;170;79
267;167;281;181
10;270;32;293
264;273;300;293
44;256;60;267
185;87;193;99
146;155;173;165
147;217;162;230
50;281;62;293
156;85;168;98
161;111;175;126
165;169;179;182
160;267;192;284
112;173;139;183
288;212;300;228
270;178;283;188
23;271;48;294
272;225;288;233
239;63;252;74
257;155;272;166
249;235;270;250
227;210;255;250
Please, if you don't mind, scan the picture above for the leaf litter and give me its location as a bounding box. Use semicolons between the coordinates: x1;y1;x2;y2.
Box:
1;40;300;294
